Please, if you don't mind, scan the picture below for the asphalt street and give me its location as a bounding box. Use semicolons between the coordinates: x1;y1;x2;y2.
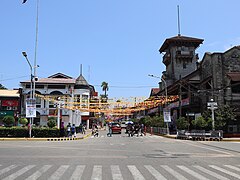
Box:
0;129;239;180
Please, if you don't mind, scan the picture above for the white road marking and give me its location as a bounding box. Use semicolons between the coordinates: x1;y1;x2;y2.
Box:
144;165;167;180
161;165;188;180
127;165;145;180
25;165;52;180
224;165;240;172
91;165;102;180
2;165;35;180
111;165;123;180
209;165;240;179
0;165;17;175
48;165;69;180
70;165;86;180
193;165;229;180
177;165;209;180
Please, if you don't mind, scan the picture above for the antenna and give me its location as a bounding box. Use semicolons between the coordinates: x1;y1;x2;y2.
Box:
80;64;83;75
177;5;181;36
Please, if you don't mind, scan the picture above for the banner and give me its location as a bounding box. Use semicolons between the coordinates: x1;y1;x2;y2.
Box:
26;98;36;118
163;110;171;122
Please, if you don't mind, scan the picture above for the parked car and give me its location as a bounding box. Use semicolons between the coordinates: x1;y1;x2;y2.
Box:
121;121;126;128
111;122;121;134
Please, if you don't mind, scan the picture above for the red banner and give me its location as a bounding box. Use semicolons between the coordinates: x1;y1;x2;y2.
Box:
2;100;18;107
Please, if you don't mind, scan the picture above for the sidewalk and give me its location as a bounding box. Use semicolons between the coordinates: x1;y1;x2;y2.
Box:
0;130;92;142
159;134;240;142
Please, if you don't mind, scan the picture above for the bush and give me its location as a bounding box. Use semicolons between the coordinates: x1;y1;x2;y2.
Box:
176;117;189;130
19;118;28;126
3;116;15;127
47;117;56;128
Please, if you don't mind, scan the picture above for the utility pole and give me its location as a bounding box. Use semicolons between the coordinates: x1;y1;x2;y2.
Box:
207;99;218;130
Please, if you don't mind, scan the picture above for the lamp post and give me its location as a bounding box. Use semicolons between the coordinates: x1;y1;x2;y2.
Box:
22;51;33;138
148;74;169;134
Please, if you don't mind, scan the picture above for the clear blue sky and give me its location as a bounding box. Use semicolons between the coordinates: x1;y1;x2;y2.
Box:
1;0;240;99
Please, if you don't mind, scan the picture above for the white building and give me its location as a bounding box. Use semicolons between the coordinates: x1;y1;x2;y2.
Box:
20;73;96;129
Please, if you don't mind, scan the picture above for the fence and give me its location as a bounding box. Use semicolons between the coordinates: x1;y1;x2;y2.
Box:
177;130;223;141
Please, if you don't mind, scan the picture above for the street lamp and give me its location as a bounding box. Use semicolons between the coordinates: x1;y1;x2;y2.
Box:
148;74;169;135
22;51;33;138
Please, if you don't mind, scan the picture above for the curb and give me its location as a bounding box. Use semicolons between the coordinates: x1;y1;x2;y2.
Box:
0;132;92;142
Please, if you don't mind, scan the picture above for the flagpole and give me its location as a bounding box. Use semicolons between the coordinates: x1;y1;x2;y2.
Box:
32;0;39;127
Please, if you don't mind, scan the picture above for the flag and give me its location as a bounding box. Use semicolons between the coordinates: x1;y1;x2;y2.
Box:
22;0;27;4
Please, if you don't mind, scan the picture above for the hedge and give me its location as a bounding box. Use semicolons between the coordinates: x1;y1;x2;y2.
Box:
0;126;64;138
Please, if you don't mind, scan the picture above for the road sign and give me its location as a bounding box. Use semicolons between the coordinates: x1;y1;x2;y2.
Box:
26;98;36;118
207;102;217;106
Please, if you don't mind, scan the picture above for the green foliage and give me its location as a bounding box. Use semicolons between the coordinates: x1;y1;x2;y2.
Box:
140;115;164;127
19;118;28;126
2;116;15;127
176;117;189;130
215;105;236;130
101;81;109;98
47;117;56;128
0;126;60;137
192;116;208;130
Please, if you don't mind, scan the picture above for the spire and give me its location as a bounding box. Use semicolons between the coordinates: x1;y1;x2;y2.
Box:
177;5;181;36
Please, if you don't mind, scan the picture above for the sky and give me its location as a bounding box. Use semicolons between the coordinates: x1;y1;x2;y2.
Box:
1;0;240;99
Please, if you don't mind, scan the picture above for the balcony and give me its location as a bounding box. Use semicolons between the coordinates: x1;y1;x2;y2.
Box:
175;50;194;59
162;53;171;66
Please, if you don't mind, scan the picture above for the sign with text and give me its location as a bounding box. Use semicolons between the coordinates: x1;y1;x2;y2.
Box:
26;98;36;118
163;110;171;122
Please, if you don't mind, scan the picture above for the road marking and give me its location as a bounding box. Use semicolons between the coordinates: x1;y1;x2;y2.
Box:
2;165;35;180
161;165;188;180
70;165;86;180
127;165;145;180
209;165;240;179
193;165;229;180
177;165;209;180
25;165;52;180
224;165;240;172
91;165;102;180
111;165;123;180
48;165;69;180
0;165;17;175
144;165;167;180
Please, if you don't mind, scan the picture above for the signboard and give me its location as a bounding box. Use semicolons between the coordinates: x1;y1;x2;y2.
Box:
207;102;217;106
26;98;36;118
163;110;171;122
2;100;18;107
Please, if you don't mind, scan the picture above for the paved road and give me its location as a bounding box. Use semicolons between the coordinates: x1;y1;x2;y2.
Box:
0;129;239;179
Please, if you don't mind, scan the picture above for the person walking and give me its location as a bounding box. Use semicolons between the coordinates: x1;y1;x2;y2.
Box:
67;123;71;137
107;123;112;137
82;124;86;134
71;124;76;138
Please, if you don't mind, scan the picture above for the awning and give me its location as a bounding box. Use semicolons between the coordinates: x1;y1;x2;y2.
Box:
227;72;240;81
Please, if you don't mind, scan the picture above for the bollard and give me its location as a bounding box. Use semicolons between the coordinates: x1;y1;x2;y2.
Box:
150;127;153;136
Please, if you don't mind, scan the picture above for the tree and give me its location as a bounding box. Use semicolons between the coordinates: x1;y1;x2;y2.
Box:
101;81;109;98
0;84;7;89
215;105;236;130
3;116;15;127
47;117;56;128
176;117;189;130
192;116;208;130
19;118;28;126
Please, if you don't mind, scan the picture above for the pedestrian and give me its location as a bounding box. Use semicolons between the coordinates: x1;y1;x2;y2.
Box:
107;123;112;137
67;123;71;137
140;123;144;136
60;121;65;137
82;124;86;134
94;125;99;137
71;124;76;137
79;123;83;133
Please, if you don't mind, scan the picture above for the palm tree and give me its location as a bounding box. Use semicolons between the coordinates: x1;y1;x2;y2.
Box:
101;81;109;98
0;84;7;89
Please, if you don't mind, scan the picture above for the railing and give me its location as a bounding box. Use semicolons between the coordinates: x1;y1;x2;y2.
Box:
177;130;223;141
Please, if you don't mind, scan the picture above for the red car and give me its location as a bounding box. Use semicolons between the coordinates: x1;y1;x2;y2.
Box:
111;123;121;134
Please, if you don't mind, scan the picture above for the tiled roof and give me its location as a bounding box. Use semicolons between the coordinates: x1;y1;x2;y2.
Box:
227;72;240;81
76;75;89;86
0;90;20;97
150;88;159;96
159;35;204;53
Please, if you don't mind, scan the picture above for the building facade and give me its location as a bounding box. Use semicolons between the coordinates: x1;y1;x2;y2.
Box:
20;73;97;129
0;89;21;126
153;35;240;134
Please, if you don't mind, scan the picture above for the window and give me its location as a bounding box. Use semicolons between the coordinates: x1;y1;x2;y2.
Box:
183;62;187;69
